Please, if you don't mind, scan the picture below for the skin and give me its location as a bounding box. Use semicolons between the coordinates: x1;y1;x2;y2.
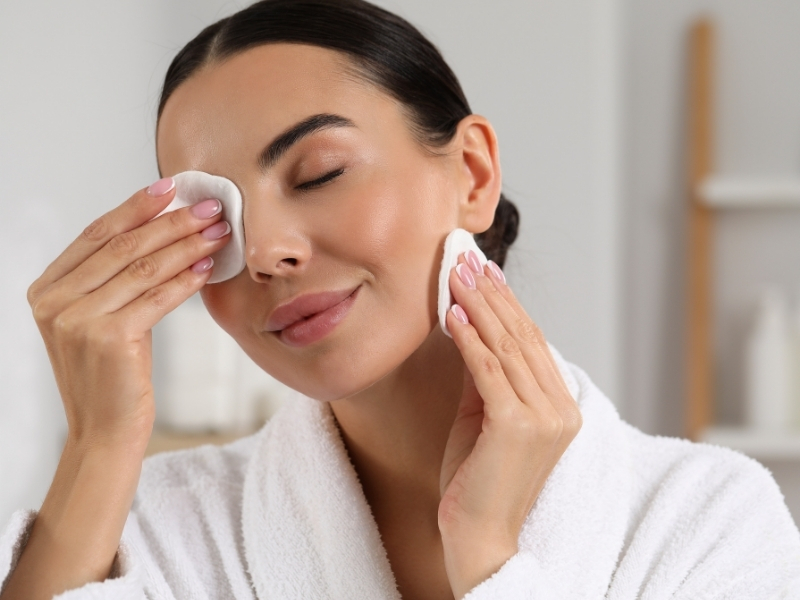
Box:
1;44;581;600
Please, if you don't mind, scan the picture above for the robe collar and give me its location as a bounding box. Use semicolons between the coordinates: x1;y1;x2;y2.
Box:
242;346;631;598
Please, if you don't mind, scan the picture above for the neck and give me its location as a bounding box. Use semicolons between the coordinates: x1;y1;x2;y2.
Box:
329;326;464;519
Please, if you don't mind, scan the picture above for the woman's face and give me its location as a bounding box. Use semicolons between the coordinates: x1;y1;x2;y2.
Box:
156;44;472;402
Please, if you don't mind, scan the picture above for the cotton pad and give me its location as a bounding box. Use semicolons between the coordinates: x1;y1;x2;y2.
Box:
438;228;488;338
156;171;246;284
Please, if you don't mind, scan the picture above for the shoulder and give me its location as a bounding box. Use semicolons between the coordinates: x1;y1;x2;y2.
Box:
558;343;791;521
623;422;786;511
553;347;793;529
617;423;800;589
626;429;800;593
131;431;259;527
117;434;263;596
138;432;258;494
121;433;261;591
559;348;799;559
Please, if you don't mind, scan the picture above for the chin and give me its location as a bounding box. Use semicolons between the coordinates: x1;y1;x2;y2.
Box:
256;308;437;404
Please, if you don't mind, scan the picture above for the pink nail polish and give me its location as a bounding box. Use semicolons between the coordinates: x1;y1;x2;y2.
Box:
465;250;482;274
191;199;222;219
487;260;506;285
456;263;476;289
201;221;230;240
451;304;469;325
192;257;214;274
146;177;175;197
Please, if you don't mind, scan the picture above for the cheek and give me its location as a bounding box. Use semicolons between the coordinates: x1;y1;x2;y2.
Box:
327;163;455;353
354;163;455;309
199;278;251;338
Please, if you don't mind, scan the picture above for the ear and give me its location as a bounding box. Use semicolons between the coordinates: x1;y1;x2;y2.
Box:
453;115;502;234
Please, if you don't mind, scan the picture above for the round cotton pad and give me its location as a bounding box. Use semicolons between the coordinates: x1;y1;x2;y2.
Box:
438;228;488;338
155;171;246;284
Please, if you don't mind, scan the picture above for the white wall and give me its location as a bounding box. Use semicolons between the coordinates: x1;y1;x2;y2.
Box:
622;0;800;520
0;0;242;527
0;0;622;527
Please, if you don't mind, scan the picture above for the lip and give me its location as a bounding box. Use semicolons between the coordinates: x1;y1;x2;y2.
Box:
265;285;360;331
278;287;359;348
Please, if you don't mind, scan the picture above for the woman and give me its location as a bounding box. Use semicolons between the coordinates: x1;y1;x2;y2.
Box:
1;1;798;598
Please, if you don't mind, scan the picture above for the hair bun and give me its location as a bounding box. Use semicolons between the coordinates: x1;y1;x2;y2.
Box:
475;193;519;269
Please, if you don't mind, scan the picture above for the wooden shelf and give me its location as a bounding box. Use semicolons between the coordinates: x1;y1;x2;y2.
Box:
700;426;800;461
145;428;258;457
685;18;714;441
698;176;800;208
686;17;800;452
683;21;800;445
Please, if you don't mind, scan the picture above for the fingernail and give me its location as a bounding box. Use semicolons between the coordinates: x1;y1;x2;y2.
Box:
192;199;222;219
146;177;175;197
201;221;230;240
487;260;506;285
456;263;476;289
192;257;214;274
465;250;482;274
451;304;469;325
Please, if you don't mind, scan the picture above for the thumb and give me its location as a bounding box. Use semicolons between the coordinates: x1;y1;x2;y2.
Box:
439;363;485;496
456;361;483;421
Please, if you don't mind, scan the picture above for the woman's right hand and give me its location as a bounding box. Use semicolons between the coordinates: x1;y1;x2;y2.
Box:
27;177;231;449
0;178;232;600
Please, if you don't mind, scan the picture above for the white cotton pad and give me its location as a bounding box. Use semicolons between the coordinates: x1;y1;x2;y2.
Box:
156;171;246;284
438;228;488;338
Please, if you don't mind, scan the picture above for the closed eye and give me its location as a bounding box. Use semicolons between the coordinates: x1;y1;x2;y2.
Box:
296;168;345;191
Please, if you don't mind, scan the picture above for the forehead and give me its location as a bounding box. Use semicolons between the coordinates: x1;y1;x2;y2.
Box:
156;43;401;177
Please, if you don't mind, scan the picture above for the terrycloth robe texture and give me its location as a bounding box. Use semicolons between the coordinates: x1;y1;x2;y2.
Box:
2;346;799;599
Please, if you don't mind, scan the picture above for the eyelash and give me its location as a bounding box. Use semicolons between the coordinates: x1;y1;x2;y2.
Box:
296;167;345;191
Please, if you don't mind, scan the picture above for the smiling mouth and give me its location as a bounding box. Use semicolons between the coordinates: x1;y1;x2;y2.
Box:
265;285;360;332
271;286;361;348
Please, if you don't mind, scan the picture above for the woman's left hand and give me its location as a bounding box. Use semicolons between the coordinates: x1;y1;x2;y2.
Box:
439;250;583;599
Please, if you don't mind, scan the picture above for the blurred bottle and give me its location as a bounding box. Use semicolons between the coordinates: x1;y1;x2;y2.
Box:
744;288;792;432
154;294;290;433
156;294;241;432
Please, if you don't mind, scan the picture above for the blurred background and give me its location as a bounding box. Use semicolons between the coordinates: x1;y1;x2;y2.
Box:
1;0;799;527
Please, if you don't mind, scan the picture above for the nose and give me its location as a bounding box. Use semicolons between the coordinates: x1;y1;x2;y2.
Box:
243;196;311;283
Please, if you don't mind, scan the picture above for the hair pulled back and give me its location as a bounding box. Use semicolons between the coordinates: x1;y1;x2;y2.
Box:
157;0;519;267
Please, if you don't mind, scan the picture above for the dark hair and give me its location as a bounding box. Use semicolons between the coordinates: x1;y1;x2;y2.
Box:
157;0;519;267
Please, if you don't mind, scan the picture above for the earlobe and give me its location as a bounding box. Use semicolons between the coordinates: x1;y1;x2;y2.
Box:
455;115;502;234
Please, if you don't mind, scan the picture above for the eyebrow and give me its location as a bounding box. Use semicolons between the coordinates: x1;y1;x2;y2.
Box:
258;113;356;171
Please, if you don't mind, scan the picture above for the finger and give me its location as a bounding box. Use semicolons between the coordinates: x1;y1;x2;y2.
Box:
78;224;230;316
449;258;545;410
445;305;522;420
482;259;563;375
479;257;582;432
113;262;214;333
29;180;177;305
447;304;568;476
464;256;570;401
53;199;223;298
446;306;565;462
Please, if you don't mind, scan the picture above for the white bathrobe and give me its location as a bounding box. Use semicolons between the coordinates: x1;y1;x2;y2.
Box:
2;347;799;599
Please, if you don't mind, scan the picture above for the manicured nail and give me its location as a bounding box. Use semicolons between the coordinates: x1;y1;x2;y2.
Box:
201;221;230;240
146;177;175;197
465;250;482;274
192;199;222;219
487;260;506;285
451;304;469;325
456;263;476;289
191;257;214;274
